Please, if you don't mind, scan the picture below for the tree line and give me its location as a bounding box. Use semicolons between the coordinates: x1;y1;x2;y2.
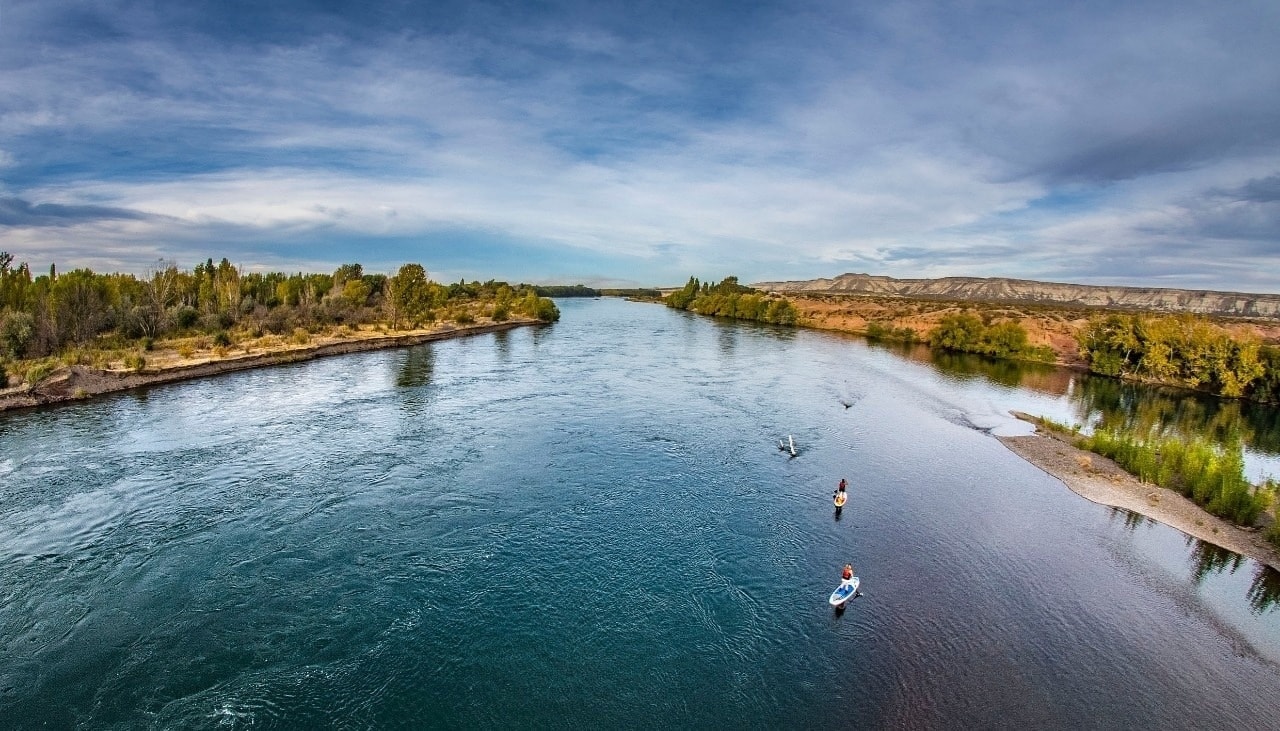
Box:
0;251;560;374
1077;313;1280;402
527;284;662;299
665;276;799;325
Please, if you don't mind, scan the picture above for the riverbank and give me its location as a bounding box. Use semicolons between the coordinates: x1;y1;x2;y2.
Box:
0;318;539;413
997;413;1280;572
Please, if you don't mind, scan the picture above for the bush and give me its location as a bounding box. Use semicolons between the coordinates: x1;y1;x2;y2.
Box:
492;304;510;322
0;310;35;359
454;310;475;325
212;331;232;347
292;327;311;344
124;353;146;371
174;306;199;329
263;308;292;335
866;321;917;343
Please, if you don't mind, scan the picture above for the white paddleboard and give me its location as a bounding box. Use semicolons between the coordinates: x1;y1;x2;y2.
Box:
829;577;860;606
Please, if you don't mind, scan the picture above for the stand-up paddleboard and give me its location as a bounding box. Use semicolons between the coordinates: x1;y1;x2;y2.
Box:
829;577;860;606
834;491;847;508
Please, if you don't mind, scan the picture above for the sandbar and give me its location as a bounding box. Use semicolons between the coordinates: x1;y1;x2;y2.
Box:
998;413;1280;572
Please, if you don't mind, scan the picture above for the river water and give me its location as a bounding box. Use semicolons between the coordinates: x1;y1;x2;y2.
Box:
2;298;1278;729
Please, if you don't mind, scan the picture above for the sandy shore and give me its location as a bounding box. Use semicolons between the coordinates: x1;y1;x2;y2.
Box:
998;415;1280;572
0;319;538;413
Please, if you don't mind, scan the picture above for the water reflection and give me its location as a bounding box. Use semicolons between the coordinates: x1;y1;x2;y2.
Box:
1247;566;1280;614
1075;378;1280;455
1180;527;1280;615
717;321;737;354
864;337;1280;460
395;346;435;388
493;329;511;362
1108;506;1155;531
937;350;1062;387
1188;539;1248;584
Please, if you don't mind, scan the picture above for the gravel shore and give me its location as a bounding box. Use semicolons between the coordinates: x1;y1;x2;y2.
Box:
0;320;537;413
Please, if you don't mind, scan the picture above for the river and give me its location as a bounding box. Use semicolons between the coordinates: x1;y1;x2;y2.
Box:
2;297;1278;729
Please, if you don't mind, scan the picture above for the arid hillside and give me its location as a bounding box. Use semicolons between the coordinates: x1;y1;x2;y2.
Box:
754;273;1280;319
781;292;1280;368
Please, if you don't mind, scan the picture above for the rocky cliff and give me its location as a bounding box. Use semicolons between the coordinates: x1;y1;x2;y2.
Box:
751;273;1280;318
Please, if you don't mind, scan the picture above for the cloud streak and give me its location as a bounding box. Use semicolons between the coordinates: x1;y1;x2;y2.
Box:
1;0;1278;291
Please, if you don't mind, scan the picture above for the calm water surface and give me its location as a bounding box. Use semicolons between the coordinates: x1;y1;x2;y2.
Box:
2;298;1279;729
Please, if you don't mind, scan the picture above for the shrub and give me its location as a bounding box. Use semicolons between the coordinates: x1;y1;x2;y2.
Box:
454;310;475;325
124;353;146;371
1082;428;1267;526
533;297;560;322
1266;480;1280;548
492;304;510;322
212;331;232;347
24;361;55;385
178;344;195;359
292;327;311;344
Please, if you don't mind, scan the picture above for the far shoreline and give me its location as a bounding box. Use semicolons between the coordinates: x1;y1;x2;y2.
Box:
997;413;1280;573
0;319;540;414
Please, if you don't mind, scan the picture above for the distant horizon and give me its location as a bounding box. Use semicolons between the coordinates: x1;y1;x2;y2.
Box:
3;1;1278;293
8;250;1280;299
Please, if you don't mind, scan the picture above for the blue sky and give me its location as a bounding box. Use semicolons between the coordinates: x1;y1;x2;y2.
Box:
1;1;1278;291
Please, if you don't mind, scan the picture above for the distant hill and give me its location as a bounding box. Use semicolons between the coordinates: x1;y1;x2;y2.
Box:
751;273;1280;319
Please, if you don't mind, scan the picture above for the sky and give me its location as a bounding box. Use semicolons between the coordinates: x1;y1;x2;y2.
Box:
1;1;1278;292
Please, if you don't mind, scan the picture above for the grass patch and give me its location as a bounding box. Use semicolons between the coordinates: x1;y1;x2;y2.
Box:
1080;428;1266;526
24;360;56;385
1036;416;1080;436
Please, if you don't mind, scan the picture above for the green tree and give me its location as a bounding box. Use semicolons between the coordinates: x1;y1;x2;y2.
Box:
388;263;430;329
978;321;1029;358
666;277;700;310
341;279;372;308
928;313;984;352
332;263;364;293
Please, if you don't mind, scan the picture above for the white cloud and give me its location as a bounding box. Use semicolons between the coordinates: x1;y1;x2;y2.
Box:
1;0;1278;290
